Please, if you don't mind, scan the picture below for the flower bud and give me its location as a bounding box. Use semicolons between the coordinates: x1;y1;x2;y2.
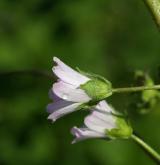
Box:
71;100;133;143
107;116;133;139
80;78;112;102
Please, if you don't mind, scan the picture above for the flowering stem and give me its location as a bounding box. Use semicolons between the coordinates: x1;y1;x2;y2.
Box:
112;85;160;94
131;134;160;163
143;0;160;29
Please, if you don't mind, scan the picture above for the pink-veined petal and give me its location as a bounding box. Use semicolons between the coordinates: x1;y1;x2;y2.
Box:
48;103;81;122
48;89;61;102
71;126;106;144
53;81;91;102
85;110;116;131
53;57;90;87
46;99;74;114
84;113;113;133
96;100;113;113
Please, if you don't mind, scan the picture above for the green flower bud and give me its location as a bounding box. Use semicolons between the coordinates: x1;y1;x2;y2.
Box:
133;70;160;114
142;74;159;102
81;78;112;102
107;116;133;139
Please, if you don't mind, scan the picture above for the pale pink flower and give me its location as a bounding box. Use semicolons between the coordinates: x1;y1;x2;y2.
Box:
71;100;116;143
47;57;91;122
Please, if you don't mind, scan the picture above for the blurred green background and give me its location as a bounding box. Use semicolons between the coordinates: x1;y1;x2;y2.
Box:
0;0;160;165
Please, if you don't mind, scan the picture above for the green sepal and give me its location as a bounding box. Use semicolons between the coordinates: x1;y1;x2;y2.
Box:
107;117;133;139
77;68;112;101
81;79;112;102
76;67;110;84
75;103;91;111
142;74;160;102
133;70;160;114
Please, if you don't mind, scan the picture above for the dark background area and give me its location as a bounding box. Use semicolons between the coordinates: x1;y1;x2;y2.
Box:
0;0;160;165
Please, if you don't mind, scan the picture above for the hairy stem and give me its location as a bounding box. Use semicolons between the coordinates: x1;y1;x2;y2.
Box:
143;0;160;29
131;134;160;164
112;85;160;93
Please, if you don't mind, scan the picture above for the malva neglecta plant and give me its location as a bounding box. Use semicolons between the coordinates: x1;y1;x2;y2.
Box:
1;0;160;164
47;57;160;164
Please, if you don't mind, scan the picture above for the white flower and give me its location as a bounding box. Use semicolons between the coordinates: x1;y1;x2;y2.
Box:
71;100;115;143
71;100;132;143
47;57;91;122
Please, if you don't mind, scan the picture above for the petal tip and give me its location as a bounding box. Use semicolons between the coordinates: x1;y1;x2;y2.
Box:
71;126;77;134
47;115;57;123
53;56;59;62
71;140;76;144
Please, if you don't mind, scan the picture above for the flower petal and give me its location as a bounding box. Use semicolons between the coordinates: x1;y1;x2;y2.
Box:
53;57;90;87
71;126;106;144
46;99;74;114
53;81;91;102
96;100;113;113
84;112;114;133
48;103;81;122
91;110;116;129
48;89;61;102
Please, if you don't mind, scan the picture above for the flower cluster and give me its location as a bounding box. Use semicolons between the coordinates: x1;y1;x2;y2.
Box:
47;57;132;143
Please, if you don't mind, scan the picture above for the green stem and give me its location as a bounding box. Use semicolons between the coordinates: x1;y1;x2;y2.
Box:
143;0;160;29
131;134;160;164
112;85;160;93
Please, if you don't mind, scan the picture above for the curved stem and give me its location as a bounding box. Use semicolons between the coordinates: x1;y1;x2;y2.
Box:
112;85;160;93
143;0;160;29
131;134;160;164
